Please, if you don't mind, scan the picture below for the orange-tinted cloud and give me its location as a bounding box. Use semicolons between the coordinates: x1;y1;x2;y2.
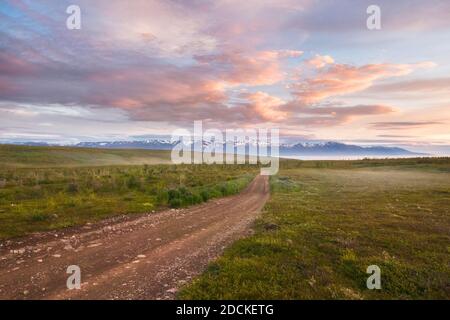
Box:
277;50;304;58
370;121;443;130
291;61;436;103
306;54;334;69
369;77;450;93
1;0;448;146
242;91;287;121
195;50;285;86
283;102;395;126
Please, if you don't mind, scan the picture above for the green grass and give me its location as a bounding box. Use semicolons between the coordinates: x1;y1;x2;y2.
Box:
2;145;449;299
0;145;261;239
179;158;450;300
0;144;172;168
0;151;258;239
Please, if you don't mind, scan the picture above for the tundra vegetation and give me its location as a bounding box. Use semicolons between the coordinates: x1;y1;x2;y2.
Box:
1;145;449;299
179;157;450;299
0;145;257;239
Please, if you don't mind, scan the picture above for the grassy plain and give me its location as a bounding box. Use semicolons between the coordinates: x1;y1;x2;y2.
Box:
0;145;257;239
179;158;450;299
0;144;172;168
2;145;449;299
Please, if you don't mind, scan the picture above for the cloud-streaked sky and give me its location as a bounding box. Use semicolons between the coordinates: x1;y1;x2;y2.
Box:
1;0;449;152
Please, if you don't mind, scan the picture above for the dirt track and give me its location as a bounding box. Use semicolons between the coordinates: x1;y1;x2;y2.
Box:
0;175;269;300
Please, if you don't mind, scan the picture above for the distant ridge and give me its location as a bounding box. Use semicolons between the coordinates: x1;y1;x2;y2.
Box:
4;139;425;157
76;139;177;150
75;139;423;156
279;141;423;156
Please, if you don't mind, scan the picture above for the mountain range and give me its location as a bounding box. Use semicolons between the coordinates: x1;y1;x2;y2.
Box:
7;140;424;157
65;140;424;157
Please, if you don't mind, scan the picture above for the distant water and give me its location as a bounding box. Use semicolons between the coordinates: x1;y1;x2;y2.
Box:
282;155;439;161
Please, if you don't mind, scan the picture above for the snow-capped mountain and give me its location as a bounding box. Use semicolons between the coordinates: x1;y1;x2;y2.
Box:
279;141;421;156
72;139;423;156
4;139;424;156
76;139;177;150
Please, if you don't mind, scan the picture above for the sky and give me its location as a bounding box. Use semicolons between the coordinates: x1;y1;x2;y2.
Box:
1;0;449;154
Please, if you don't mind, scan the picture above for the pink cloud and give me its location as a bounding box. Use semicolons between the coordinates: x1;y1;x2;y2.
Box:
235;90;394;126
282;102;395;126
86;66;227;113
0;53;37;76
368;77;450;93
0;79;18;95
291;61;436;103
370;121;444;130
1;0;446;139
277;50;304;58
195;50;285;86
306;54;334;69
242;91;288;121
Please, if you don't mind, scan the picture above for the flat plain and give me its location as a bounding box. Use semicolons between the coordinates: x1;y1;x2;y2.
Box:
180;158;450;299
1;145;448;299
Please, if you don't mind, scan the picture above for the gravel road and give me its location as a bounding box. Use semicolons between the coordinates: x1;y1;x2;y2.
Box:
0;175;270;300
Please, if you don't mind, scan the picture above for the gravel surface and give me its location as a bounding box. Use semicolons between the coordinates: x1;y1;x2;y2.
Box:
0;175;269;300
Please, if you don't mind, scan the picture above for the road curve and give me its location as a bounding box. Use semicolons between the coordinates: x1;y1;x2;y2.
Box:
0;175;270;300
